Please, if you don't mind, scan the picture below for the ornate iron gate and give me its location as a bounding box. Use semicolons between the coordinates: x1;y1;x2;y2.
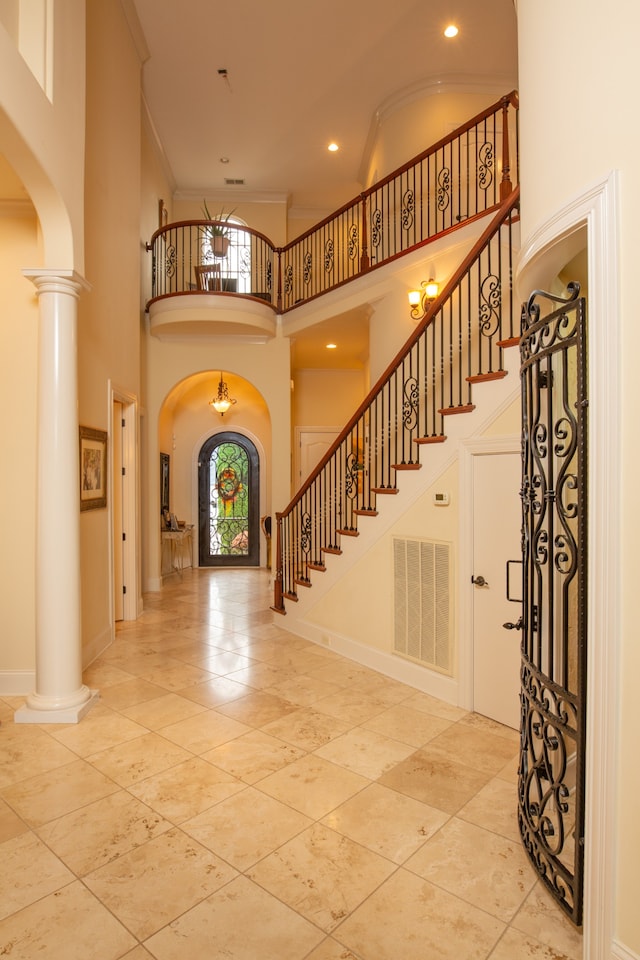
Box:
518;282;588;925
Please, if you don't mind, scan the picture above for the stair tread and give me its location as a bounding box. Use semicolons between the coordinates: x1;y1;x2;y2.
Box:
321;546;343;555
392;462;421;470
371;487;399;494
466;370;508;384
307;562;326;572
337;528;359;537
354;508;378;516
438;403;476;416
415;435;446;444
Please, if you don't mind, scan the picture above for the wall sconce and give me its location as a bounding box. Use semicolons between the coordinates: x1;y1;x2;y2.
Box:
209;372;237;416
408;279;439;320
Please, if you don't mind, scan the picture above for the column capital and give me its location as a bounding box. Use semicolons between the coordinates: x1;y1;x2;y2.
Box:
22;268;91;298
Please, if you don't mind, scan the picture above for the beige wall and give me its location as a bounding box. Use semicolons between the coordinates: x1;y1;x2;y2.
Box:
362;87;517;188
76;1;143;657
172;196;289;249
0;205;39;677
0;0;86;269
517;0;640;950
293;369;366;427
144;334;291;589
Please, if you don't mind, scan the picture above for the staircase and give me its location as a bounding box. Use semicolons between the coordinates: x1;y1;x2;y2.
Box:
273;190;521;628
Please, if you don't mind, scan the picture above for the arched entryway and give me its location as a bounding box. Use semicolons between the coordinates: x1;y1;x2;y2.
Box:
198;432;260;566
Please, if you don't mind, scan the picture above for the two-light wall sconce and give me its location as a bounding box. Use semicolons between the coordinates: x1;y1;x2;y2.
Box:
408;278;439;320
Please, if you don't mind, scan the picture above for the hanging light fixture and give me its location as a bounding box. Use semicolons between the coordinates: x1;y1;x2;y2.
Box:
209;372;237;416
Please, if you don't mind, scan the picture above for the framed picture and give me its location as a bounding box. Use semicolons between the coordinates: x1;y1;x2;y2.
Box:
79;426;107;511
160;452;170;514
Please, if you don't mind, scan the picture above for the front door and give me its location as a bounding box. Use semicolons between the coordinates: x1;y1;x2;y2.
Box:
198;433;260;567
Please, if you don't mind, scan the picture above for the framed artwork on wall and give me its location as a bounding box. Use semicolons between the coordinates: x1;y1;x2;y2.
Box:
79;426;107;511
160;452;170;515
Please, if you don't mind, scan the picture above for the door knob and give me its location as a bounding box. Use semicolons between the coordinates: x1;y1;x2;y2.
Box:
503;617;523;631
471;575;488;587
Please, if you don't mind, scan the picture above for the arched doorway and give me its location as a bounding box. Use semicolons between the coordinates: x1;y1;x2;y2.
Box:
198;432;260;566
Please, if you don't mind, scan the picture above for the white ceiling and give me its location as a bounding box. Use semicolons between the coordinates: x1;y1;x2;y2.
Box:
131;0;518;371
131;0;518;213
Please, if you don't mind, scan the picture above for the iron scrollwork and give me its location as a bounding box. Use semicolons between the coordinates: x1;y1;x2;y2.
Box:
518;281;587;927
324;238;334;274
479;273;501;338
402;376;419;432
371;208;382;248
437;168;451;212
348;224;359;260
401;189;415;231
478;141;494;191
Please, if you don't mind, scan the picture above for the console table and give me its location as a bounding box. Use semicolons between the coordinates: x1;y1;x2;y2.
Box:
161;525;194;577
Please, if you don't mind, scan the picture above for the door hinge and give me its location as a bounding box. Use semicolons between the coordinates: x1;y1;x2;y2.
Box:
122;467;126;476
121;417;125;427
123;585;127;595
122;532;126;541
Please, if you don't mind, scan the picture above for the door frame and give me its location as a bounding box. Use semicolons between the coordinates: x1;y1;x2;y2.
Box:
108;382;139;627
517;172;620;955
191;425;268;568
459;434;521;715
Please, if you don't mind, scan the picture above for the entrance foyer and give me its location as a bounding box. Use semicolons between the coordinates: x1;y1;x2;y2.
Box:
0;570;582;959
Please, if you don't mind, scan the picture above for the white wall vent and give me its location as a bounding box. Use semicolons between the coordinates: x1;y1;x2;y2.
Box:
393;537;453;675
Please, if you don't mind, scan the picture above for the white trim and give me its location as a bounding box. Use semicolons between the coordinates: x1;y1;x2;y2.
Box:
458;435;521;712
612;941;640;960
108;383;140;627
291;619;458;703
0;670;36;696
517;171;621;960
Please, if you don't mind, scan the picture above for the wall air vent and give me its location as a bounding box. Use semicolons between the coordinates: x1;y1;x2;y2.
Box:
393;537;453;675
224;178;245;185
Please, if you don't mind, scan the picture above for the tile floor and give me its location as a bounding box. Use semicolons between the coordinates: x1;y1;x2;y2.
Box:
0;568;584;960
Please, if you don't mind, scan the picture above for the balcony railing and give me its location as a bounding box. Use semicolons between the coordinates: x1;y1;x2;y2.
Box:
146;91;519;314
272;188;521;612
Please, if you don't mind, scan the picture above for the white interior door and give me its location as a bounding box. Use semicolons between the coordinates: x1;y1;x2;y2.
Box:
472;450;522;729
295;428;340;489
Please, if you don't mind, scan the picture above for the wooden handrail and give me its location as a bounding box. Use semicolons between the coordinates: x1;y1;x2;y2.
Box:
279;186;520;519
272;186;520;612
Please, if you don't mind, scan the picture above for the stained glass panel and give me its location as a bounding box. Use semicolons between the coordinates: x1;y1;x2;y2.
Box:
209;441;249;556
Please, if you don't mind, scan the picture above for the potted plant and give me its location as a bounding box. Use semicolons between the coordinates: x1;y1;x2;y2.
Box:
201;200;236;258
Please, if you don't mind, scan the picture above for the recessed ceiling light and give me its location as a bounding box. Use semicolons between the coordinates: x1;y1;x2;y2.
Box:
328;142;339;153
444;24;459;38
326;343;337;349
220;157;230;164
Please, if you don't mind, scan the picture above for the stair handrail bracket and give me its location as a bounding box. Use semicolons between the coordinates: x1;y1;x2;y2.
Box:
272;187;521;613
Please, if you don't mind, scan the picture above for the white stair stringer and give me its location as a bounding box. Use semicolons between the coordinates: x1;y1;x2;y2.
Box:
275;344;521;704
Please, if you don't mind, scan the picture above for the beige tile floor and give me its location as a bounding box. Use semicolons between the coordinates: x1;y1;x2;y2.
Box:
0;568;584;960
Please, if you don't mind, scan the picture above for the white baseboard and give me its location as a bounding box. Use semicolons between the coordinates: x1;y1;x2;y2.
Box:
145;577;163;592
83;625;112;670
0;670;35;696
287;618;458;704
612;941;640;960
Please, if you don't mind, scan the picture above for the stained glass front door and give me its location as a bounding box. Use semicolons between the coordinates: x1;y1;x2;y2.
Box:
198;433;260;567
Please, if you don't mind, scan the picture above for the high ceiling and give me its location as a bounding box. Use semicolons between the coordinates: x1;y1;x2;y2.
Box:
131;0;518;213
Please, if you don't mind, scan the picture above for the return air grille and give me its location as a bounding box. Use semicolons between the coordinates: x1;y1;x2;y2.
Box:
393;537;452;674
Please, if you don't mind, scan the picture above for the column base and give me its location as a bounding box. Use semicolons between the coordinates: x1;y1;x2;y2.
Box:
14;688;99;724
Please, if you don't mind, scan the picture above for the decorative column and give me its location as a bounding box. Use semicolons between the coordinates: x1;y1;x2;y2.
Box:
15;270;98;723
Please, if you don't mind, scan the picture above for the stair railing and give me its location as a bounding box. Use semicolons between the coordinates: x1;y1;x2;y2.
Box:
272;187;520;613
